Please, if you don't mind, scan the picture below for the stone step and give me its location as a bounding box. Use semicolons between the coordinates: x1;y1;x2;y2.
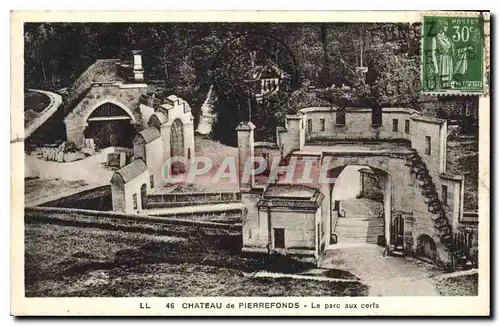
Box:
335;233;381;238
337;238;380;244
335;225;384;232
341;214;380;219
335;221;384;227
335;226;383;230
336;218;384;224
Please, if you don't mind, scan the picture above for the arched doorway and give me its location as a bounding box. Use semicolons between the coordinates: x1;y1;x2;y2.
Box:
415;234;437;264
84;102;135;149
140;183;148;210
327;165;390;247
170;119;185;158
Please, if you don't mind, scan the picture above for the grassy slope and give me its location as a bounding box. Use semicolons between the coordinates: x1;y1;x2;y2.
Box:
25;223;368;297
432;274;478;296
24;90;51;126
24;179;89;204
25;90;51;113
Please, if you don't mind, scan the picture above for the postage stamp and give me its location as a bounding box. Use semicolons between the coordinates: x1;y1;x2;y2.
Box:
10;11;490;317
421;12;489;94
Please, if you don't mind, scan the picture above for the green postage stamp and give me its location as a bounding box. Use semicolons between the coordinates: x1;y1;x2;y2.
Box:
422;12;489;94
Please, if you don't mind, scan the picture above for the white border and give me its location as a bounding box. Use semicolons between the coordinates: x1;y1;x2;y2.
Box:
9;9;491;317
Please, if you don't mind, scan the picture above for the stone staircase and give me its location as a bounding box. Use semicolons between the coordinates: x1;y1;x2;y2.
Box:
333;198;384;244
405;149;453;251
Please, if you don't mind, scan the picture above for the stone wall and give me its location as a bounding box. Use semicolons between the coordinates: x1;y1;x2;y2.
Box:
241;189;266;253
264;209;316;251
297;107;417;141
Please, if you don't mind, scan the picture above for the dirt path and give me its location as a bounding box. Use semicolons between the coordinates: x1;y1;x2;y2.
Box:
320;244;444;296
25;148;114;184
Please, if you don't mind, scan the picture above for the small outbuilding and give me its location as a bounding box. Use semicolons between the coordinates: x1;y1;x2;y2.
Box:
110;159;151;213
242;184;324;263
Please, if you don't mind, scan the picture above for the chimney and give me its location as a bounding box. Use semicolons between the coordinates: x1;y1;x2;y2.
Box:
132;50;144;82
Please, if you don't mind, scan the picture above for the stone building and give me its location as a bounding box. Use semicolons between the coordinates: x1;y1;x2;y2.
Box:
64;51;149;149
110;159;150;214
63;50;194;157
80;51;195;212
238;106;470;268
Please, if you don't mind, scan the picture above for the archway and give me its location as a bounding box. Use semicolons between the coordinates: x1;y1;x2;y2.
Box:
415;234;437;264
170;119;185;158
327;165;391;247
84;102;135;149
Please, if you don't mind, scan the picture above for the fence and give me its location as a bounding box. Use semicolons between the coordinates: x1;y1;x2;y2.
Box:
146;191;241;208
453;228;478;270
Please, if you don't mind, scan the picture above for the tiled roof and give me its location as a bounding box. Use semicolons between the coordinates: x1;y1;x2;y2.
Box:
113;159;147;183
263;184;317;199
150;111;168;125
137;127;161;143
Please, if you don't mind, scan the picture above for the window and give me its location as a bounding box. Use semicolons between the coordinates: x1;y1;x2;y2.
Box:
333;200;340;211
405;119;410;133
336;111;346;126
392;119;399;132
133;193;138;209
187;148;191;159
441;185;448;206
150;175;154;188
320;118;325;131
372;107;382;126
274;228;285;249
307;119;312;133
425;136;431;155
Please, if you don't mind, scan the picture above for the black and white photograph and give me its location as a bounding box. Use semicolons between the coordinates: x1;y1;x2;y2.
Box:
11;10;490;316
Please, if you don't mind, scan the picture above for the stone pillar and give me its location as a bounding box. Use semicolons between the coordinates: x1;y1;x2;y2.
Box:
384;174;392;247
132;50;144;82
183;117;196;159
236;121;256;191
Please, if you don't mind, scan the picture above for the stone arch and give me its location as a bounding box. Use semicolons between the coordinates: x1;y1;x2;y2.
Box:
83;99;137;125
326;161;392;247
83;101;136;149
415;234;437;263
170;118;185;158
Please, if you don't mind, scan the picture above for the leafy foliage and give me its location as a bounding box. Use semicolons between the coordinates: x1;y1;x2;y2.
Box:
24;22;477;144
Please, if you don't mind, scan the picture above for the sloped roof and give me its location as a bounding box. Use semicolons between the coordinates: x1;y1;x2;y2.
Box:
149;111;168;125
263;184;317;199
66;59;124;107
254;141;279;149
167;95;179;102
137;127;161;143
113;159;147;183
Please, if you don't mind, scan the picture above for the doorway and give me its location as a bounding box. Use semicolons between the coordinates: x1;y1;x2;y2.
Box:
274;228;285;249
140;183;147;210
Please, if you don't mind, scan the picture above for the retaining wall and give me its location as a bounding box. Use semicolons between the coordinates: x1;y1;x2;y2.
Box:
25;206;242;237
